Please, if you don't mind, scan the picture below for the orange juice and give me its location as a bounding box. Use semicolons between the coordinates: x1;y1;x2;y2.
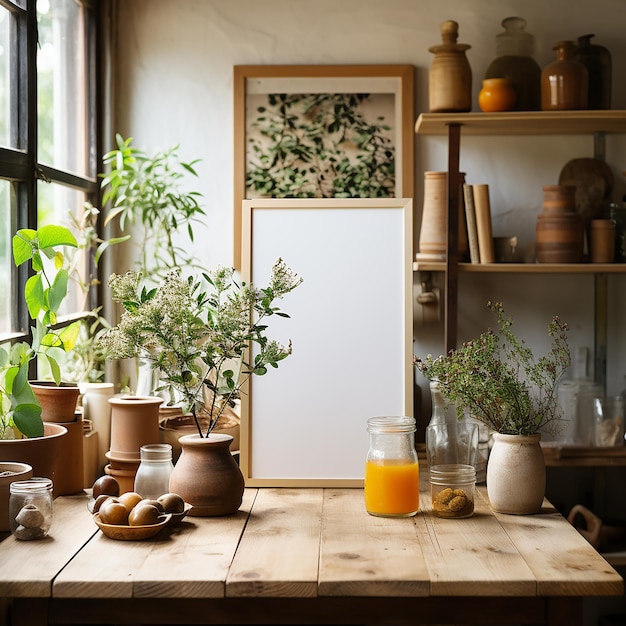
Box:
364;459;419;517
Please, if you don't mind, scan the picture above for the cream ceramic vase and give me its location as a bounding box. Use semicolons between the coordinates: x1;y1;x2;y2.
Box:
486;433;545;515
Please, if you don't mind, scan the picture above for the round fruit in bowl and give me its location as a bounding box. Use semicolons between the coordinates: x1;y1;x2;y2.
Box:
93;512;170;541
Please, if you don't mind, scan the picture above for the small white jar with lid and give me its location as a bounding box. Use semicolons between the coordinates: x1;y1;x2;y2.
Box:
134;443;174;499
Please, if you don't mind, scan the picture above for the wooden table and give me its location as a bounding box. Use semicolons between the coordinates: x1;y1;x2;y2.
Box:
0;482;622;626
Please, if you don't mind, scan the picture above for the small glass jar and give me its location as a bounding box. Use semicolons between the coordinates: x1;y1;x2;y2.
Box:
429;464;475;519
9;477;54;540
364;416;419;518
133;443;174;499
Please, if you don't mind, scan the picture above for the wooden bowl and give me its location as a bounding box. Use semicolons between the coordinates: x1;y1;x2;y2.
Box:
93;513;171;541
167;504;191;527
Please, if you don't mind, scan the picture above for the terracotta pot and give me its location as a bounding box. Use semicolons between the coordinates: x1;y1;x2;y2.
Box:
31;381;80;423
53;418;85;496
108;396;163;463
0;423;68;497
0;462;33;532
486;433;545;515
169;433;244;517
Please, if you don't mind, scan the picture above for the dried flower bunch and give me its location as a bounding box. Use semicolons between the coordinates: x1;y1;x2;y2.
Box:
98;258;302;438
414;301;571;436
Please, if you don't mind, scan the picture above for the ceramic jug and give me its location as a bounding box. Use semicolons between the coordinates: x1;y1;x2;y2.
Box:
541;40;588;110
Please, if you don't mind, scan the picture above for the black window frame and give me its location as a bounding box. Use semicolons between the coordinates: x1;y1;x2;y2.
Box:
0;0;102;347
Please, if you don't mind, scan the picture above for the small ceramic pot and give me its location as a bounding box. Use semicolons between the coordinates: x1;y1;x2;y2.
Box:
0;462;33;532
478;78;516;112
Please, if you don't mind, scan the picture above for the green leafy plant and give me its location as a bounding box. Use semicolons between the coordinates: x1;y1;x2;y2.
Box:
101;134;206;285
0;225;80;438
61;201;129;383
97;259;303;438
414;301;572;436
247;93;395;198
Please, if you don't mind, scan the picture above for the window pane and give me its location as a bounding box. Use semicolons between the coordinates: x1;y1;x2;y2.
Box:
0;7;12;148
37;0;89;176
0;181;14;334
37;180;90;316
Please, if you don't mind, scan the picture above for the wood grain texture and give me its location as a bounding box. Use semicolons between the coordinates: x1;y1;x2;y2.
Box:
226;488;323;598
0;492;96;599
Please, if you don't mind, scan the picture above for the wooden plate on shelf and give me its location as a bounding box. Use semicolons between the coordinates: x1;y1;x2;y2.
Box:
558;157;614;227
93;513;171;540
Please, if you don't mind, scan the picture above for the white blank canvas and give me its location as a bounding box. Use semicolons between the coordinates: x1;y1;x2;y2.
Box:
240;198;413;487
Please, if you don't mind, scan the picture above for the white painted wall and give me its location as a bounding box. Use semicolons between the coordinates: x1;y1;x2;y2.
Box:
109;0;626;417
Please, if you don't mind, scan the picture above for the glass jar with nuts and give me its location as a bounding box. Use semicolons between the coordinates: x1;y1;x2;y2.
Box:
429;464;476;519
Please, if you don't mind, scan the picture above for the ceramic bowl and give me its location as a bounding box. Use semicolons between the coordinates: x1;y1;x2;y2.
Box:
93;512;171;541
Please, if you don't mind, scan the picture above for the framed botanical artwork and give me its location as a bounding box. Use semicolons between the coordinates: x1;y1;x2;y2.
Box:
239;197;413;487
233;64;415;268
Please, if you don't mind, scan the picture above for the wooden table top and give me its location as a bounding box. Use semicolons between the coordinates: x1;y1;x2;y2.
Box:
0;482;622;625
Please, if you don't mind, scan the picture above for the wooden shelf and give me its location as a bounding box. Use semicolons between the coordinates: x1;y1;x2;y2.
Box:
414;261;626;273
542;444;626;467
415;110;626;136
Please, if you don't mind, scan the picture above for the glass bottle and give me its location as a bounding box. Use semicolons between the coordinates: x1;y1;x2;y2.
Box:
484;17;541;111
541;40;589;111
133;443;174;499
9;478;54;540
364;416;419;518
573;34;612;110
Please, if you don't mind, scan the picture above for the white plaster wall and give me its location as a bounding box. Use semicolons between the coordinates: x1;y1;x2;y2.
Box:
110;0;626;410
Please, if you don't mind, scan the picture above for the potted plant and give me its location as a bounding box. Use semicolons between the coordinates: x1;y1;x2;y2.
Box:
97;258;302;515
414;300;572;514
0;225;84;491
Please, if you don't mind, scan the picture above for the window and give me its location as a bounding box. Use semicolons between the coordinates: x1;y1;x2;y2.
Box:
0;0;99;339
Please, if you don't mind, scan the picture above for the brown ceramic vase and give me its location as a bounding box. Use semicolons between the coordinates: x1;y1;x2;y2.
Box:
169;433;244;517
541;40;588;110
0;423;68;496
536;185;584;263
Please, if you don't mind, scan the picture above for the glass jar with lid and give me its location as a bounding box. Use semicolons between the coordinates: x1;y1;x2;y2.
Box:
430;464;476;519
484;16;541;111
9;477;54;540
364;416;419;518
133;443;174;499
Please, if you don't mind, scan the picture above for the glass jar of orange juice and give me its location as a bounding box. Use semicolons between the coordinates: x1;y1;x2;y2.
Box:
364;416;419;517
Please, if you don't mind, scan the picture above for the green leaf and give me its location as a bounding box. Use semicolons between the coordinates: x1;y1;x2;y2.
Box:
12;404;44;438
24;274;44;319
48;268;69;313
46;353;62;385
37;224;77;250
12;229;36;266
58;320;81;352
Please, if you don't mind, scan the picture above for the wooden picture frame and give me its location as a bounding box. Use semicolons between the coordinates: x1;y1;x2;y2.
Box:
240;197;413;487
233;64;415;268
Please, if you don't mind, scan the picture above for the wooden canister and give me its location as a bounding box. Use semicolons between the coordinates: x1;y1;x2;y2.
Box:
590;219;616;263
536;185;584;263
428;20;472;113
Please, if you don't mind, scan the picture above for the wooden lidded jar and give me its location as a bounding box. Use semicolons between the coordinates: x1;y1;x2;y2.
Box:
536;185;584;263
541;40;588;110
428;20;472;113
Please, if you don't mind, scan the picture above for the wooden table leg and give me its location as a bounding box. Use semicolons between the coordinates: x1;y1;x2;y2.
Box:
11;598;48;626
546;597;583;626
